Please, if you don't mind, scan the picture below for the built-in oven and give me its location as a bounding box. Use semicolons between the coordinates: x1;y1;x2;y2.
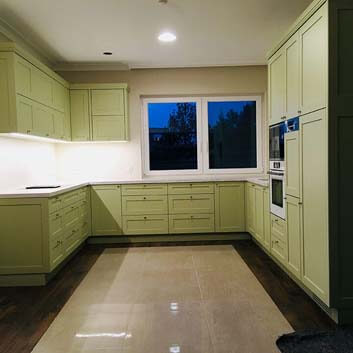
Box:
269;163;285;219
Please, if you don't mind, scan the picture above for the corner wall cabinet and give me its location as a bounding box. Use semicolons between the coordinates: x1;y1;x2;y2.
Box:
70;84;129;142
0;44;71;140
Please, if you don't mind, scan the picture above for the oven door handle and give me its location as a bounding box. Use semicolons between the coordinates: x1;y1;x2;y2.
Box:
267;171;284;176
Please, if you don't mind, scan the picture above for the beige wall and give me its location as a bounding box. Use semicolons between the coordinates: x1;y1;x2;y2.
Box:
57;66;268;181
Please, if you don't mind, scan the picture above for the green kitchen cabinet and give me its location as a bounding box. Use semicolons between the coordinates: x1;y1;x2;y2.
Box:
122;195;168;216
168;194;214;215
285;130;300;198
215;182;245;232
169;214;215;234
0;44;71;141
286;195;302;280
168;183;214;195
91;185;123;236
300;108;329;304
268;48;286;125
70;84;129;142
122;215;169;235
91;89;125;116
263;188;271;251
246;183;256;235
298;3;328;115
270;214;288;265
254;185;265;243
122;183;168;196
70;89;90;141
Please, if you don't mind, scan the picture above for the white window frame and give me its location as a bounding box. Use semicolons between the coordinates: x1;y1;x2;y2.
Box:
142;97;203;176
202;96;263;174
142;95;263;176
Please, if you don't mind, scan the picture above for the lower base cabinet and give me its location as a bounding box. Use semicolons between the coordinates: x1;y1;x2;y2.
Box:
122;215;168;235
169;214;215;234
215;182;245;232
270;214;288;265
91;185;122;236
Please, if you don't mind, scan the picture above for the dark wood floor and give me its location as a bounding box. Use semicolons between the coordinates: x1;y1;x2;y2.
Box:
0;239;336;353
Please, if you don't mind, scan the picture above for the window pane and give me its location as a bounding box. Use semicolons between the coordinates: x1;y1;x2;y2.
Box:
208;101;257;169
148;102;197;171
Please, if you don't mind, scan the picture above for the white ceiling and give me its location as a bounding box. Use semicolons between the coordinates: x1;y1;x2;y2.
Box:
0;0;313;69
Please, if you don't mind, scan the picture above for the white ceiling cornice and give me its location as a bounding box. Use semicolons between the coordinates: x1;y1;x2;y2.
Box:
0;17;56;68
54;62;130;72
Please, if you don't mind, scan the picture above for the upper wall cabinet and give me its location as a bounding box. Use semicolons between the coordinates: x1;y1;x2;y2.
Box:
0;44;71;141
70;84;129;142
268;2;328;123
268;50;285;126
299;4;328;115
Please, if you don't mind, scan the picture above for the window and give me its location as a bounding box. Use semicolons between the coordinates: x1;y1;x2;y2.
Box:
142;96;262;176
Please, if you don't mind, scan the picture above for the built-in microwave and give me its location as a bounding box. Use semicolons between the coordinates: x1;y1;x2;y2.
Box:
269;122;286;161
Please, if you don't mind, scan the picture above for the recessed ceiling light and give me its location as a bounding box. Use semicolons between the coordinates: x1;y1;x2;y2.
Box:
103;51;113;55
158;32;176;42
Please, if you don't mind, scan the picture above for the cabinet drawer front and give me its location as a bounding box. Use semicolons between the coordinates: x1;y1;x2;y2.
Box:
49;211;64;239
168;194;214;214
271;234;288;265
78;199;89;217
62;191;80;208
169;214;215;234
62;203;80;228
64;224;81;254
271;215;287;243
168;183;214;195
122;184;167;196
123;215;168;235
49;196;62;214
122;195;168;215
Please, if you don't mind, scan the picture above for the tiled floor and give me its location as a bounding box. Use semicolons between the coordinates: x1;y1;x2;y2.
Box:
31;245;293;353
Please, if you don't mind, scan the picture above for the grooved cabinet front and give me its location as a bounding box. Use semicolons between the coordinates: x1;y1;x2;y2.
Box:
122;184;167;196
168;183;214;195
70;89;90;141
122;195;168;216
168;194;214;214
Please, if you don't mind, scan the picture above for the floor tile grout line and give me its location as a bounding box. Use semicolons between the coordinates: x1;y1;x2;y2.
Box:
191;248;217;353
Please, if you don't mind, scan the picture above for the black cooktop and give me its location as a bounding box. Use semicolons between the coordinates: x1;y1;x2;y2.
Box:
26;185;61;190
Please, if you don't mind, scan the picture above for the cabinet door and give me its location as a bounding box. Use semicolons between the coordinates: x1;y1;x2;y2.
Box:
286;195;302;280
246;183;256;235
16;95;34;134
31;66;53;107
263;189;271;250
285;131;300;198
215;182;245;232
300;109;329;304
254;186;264;243
268;49;286;125
92;115;126;141
70;89;90;141
299;3;328;115
53;110;65;140
91;89;125;116
285;33;300;118
33;103;54;138
52;80;66;113
91;185;122;236
64;88;71;140
15;56;32;98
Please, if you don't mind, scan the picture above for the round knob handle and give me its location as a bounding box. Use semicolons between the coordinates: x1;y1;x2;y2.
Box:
46;133;49;137
27;130;31;134
143;197;146;200
144;216;147;219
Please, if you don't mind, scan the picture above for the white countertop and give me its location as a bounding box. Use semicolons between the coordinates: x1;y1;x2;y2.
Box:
0;176;269;198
